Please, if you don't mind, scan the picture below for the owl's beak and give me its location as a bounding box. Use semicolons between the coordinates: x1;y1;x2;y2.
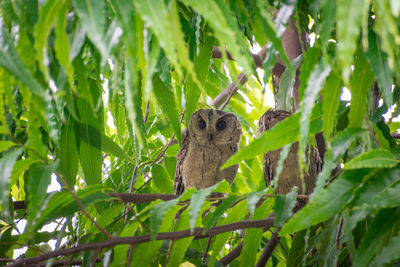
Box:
208;133;214;142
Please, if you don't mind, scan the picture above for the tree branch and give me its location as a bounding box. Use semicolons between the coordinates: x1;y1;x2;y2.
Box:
212;47;263;68
13;193;310;210
255;231;280;267
9;218;274;267
210;45;268;109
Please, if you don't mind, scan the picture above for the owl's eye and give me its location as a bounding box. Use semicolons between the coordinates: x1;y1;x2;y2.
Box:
198;119;206;129
216;119;226;130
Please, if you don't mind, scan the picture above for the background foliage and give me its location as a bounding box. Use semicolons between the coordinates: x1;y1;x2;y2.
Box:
1;0;400;266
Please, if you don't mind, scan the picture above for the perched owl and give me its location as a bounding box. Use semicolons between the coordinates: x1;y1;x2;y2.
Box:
258;109;320;199
174;109;242;195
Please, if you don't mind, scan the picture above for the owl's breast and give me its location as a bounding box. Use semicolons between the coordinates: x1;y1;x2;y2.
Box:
182;142;237;189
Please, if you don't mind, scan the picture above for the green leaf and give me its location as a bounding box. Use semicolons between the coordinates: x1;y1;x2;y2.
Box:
55;0;74;89
280;169;370;235
77;98;103;185
130;241;163;266
319;0;336;46
255;0;293;74
101;134;132;162
26;163;57;225
322;71;343;142
71;0;108;59
34;0;64;80
312;128;363;197
247;190;266;216
287;230;307;267
208;200;247;267
58;114;78;188
274;186;298;228
223;103;323;168
181;0;254;76
0;18;44;98
336;0;369;82
204;195;238;230
354;207;400;267
369;230;400;267
185;31;214;120
167;237;194;267
0;147;23;216
149;198;179;240
33;185;112;231
298;47;321;101
151;165;174;194
0;141;17;153
240;199;274;267
366;31;393;107
152;74;181;143
344;148;398;169
348;49;374;128
189;184;218;231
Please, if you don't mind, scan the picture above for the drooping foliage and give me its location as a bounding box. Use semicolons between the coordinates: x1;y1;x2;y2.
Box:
1;0;400;266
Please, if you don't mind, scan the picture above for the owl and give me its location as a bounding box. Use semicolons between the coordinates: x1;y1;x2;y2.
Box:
258;109;320;199
174;109;242;195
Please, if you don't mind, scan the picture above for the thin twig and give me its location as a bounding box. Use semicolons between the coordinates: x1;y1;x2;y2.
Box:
125;165;138;221
202;236;213;264
144;100;150;124
57;175;113;239
336;217;344;250
163;240;175;267
127;245;134;267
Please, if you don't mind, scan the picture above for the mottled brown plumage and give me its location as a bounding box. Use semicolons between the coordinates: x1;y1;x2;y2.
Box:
174;109;242;195
258;109;320;202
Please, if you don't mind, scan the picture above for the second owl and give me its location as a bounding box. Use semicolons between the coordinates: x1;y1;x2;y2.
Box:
174;109;242;194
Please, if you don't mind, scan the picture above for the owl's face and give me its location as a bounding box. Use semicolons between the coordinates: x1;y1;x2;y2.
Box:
187;109;242;146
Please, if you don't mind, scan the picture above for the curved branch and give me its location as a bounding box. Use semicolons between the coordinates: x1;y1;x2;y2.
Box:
9;218;274;267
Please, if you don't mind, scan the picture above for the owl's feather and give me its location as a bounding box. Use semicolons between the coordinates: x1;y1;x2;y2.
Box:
174;109;241;195
259;109;320;198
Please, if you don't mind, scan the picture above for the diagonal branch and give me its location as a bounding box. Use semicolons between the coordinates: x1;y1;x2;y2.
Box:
9;218;274;267
210;45;268;109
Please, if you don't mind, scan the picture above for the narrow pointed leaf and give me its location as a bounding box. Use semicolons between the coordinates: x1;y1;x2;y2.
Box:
322;71;343;142
189;184;218;231
336;0;368;82
223;103;323;168
72;0;107;59
58;115;78;188
344;148;398;169
366;31;393;106
370;231;400;267
0;18;44;97
181;0;254;76
354;207;400;267
348;50;374;128
0;147;23;216
149;198;179;240
274;186;298;228
280;169;370;235
152;74;181;143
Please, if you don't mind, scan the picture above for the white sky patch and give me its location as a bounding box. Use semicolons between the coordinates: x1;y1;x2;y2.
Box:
108;59;114;70
47;174;61;193
49;80;58;93
341;87;351;101
106;111;116;129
